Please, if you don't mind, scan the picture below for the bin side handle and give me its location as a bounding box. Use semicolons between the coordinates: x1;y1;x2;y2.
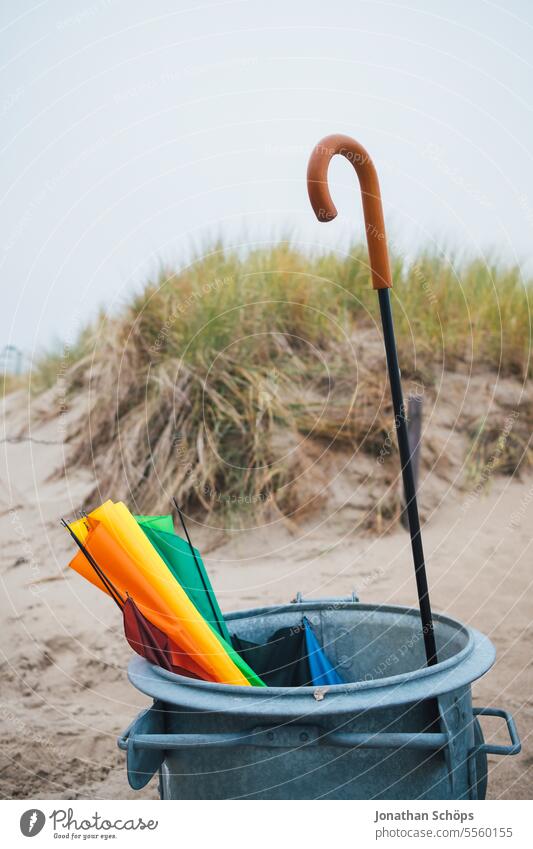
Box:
119;726;449;752
117;702;167;790
473;707;521;755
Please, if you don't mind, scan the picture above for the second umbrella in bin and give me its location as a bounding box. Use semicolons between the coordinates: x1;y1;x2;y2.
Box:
232;616;343;687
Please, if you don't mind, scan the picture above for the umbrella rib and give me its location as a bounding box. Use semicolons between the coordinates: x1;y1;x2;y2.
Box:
61;518;125;610
172;497;226;635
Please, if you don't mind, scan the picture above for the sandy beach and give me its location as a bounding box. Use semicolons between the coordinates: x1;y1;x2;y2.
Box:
0;378;531;800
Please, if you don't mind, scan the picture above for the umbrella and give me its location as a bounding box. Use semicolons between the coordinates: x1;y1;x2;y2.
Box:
307;134;438;666
65;517;212;679
63;519;205;677
66;501;257;685
136;506;231;644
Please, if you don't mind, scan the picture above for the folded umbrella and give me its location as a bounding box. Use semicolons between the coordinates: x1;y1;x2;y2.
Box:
67;502;264;685
233;618;345;687
63;520;204;677
67;518;211;678
67;500;255;685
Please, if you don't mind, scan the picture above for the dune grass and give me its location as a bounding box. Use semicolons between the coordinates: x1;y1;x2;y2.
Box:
465;400;533;492
32;241;531;516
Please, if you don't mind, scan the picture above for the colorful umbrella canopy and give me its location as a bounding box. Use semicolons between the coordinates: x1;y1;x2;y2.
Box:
67;500;258;685
68;518;216;679
64;520;205;678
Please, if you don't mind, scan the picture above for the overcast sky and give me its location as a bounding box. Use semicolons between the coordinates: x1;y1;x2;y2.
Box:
1;0;533;354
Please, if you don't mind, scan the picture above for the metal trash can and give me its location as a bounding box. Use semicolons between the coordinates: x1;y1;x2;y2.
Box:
118;599;520;799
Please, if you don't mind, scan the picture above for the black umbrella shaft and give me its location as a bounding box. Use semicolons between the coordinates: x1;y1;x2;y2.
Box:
378;289;438;666
172;497;226;635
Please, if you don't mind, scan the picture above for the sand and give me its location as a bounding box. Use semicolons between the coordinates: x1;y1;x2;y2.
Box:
0;379;531;800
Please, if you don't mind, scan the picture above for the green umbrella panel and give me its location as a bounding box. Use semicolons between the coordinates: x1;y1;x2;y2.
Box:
139;524;231;642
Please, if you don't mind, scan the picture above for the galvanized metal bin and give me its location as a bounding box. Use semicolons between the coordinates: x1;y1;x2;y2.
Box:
118;599;520;799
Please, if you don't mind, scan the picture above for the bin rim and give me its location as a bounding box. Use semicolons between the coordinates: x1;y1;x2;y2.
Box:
127;602;496;716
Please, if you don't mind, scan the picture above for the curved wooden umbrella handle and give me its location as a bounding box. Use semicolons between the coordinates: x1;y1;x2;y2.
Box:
307;132;437;667
307;133;392;290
